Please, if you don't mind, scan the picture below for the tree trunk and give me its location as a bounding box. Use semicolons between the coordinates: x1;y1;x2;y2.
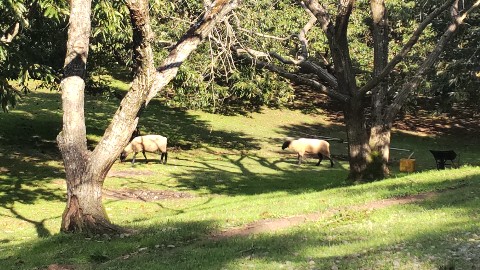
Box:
368;123;391;176
60;170;121;233
57;0;119;233
344;99;371;181
368;0;390;178
57;0;239;233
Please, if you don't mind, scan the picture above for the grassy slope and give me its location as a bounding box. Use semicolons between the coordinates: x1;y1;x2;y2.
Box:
0;88;479;269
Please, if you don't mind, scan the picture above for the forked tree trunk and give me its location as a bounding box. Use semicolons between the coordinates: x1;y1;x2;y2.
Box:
58;0;238;233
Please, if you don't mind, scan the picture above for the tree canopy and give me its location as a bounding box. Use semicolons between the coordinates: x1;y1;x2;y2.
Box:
2;0;478;114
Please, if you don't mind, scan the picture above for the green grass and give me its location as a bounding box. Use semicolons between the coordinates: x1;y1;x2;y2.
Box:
1;87;480;269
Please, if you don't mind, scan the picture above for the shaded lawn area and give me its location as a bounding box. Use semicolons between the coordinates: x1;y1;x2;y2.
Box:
1;89;480;269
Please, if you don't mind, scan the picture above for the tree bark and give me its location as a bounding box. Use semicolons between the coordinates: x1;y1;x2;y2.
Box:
58;0;238;233
368;0;390;178
344;101;371;181
57;0;117;233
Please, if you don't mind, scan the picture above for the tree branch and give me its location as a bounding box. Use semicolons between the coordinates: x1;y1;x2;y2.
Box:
359;0;456;95
235;50;349;103
297;2;317;62
1;22;20;43
303;0;356;97
385;0;480;122
146;0;239;104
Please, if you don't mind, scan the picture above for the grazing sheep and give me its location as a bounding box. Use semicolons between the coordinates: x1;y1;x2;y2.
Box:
120;135;168;164
282;138;334;167
130;127;141;142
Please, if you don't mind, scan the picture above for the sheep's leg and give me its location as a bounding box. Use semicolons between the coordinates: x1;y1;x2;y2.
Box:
327;156;334;167
131;153;137;165
142;151;148;163
316;153;323;166
160;152;168;164
297;154;302;165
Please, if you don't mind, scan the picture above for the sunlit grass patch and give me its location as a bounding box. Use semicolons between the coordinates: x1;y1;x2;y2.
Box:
1;88;480;269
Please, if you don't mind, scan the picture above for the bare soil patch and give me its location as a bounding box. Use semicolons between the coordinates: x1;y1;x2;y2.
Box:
103;188;194;201
210;192;437;240
107;169;155;178
290;86;480;136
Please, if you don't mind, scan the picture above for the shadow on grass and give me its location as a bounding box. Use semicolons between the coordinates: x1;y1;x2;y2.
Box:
0;92;67;238
170;147;349;196
0;151;65;238
4;176;480;270
136;100;262;151
276;119;480;173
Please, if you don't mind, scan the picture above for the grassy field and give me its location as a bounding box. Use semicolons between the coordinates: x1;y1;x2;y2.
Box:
1;86;480;269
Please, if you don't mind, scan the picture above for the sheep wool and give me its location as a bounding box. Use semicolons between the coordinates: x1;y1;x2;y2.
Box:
282;138;334;167
121;135;168;164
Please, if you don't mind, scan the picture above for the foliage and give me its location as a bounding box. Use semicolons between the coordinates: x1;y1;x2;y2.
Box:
142;0;300;113
0;0;67;112
165;62;293;114
2;0;478;114
427;8;480;114
90;0;132;69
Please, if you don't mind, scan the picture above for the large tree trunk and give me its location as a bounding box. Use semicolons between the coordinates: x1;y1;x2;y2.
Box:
60;171;120;233
344;100;371;181
368;0;391;178
58;0;238;233
57;0;120;233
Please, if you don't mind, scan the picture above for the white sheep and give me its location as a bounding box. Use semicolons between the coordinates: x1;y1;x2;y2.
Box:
120;135;168;164
282;138;334;167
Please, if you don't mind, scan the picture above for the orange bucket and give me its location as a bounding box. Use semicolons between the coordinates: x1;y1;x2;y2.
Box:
399;159;415;172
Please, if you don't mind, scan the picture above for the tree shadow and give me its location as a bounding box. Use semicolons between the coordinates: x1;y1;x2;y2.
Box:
4;174;480;270
170;147;349;196
135;100;262;151
0;92;66;238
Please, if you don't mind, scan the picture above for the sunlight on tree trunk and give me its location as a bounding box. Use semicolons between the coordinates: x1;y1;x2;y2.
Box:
368;0;391;179
57;0;238;234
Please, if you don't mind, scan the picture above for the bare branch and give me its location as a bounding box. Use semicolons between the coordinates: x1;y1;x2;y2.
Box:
301;0;332;35
297;2;318;61
298;61;338;89
235;47;269;58
1;22;20;43
385;0;480;122
146;0;239;104
269;51;302;65
235;49;349;103
359;0;456;95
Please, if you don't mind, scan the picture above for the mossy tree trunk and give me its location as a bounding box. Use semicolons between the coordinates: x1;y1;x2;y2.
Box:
58;0;238;233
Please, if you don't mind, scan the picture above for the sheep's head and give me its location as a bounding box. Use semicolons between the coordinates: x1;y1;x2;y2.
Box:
120;151;127;162
282;141;291;150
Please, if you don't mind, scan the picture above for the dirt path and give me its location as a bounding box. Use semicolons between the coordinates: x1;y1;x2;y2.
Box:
209;192;436;240
102;175;437;240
